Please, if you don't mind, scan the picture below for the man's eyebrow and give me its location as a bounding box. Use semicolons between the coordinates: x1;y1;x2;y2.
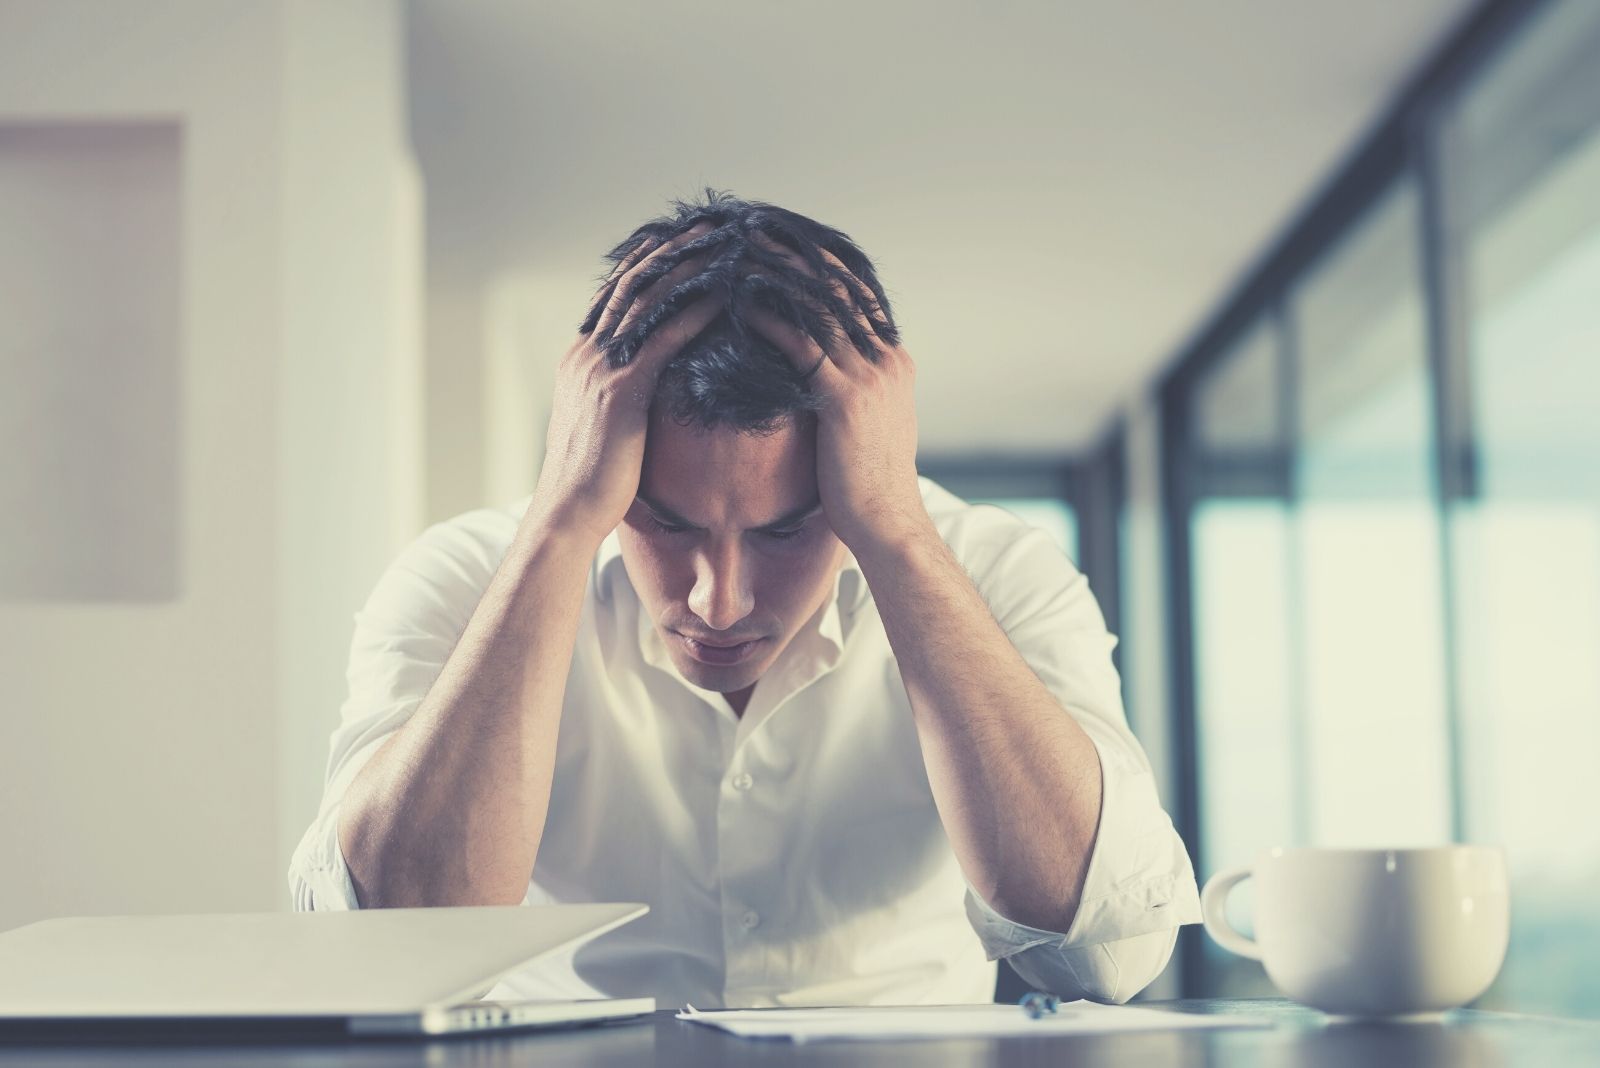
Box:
634;493;822;531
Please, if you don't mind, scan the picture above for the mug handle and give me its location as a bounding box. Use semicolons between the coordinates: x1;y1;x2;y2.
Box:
1200;866;1262;961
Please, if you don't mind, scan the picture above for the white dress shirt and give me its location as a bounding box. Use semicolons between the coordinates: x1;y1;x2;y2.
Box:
287;477;1201;1008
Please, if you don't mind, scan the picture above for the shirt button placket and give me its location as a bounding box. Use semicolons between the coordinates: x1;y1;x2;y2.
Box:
721;762;764;999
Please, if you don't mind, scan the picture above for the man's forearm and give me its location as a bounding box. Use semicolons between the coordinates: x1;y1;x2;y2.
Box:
336;514;597;909
852;521;1104;934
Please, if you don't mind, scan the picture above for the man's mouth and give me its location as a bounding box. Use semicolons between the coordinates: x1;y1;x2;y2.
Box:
677;633;765;666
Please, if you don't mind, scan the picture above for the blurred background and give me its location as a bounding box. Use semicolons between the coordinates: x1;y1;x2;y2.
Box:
1;0;1595;1016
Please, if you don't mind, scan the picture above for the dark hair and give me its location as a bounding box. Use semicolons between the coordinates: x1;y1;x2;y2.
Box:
576;187;900;433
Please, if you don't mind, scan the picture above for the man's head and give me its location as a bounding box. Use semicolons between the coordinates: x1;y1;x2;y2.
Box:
586;189;900;702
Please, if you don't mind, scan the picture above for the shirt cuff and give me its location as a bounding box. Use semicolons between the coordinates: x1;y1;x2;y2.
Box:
286;805;363;912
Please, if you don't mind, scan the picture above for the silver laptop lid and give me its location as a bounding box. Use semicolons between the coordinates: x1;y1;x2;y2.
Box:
0;903;647;1018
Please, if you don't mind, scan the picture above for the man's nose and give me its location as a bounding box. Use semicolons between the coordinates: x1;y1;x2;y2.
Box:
686;541;755;633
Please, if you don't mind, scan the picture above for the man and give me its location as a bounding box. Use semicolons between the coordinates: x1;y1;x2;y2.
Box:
288;190;1201;1008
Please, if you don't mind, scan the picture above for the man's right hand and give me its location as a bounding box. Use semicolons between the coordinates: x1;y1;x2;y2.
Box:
525;221;723;546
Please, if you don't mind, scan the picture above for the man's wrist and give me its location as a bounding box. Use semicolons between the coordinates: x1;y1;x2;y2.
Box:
843;506;943;574
515;500;612;561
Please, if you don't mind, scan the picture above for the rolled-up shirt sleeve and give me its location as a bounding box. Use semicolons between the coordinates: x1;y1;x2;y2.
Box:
961;733;1199;1003
956;513;1202;1003
286;519;500;912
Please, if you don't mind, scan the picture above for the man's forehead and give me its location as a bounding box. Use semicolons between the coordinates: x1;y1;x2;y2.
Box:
639;413;819;527
641;407;816;473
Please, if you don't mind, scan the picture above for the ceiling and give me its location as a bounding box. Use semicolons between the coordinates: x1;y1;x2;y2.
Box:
407;0;1483;454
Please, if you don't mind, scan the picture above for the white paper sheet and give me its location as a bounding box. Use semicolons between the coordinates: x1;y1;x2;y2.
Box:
675;1001;1274;1043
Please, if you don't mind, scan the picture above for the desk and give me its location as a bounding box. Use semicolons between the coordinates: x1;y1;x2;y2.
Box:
0;998;1595;1065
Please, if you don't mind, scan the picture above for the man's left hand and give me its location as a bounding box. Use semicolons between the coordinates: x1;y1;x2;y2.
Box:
743;236;932;555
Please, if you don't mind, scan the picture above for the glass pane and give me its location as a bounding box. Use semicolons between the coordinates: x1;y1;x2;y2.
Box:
1186;320;1291;997
1191;498;1294;997
1289;179;1453;848
1192;320;1282;456
1445;0;1600;1018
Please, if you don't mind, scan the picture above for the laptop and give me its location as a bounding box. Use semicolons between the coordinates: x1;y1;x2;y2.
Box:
0;903;654;1040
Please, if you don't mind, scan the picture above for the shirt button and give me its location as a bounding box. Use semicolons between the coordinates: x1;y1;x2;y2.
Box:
731;772;754;791
740;910;761;930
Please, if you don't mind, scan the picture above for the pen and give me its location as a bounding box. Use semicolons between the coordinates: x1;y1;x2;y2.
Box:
1018;991;1061;1019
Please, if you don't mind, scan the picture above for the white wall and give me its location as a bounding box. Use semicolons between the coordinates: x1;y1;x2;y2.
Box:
422;284;487;523
479;271;602;512
276;0;424;895
423;269;581;524
0;0;420;929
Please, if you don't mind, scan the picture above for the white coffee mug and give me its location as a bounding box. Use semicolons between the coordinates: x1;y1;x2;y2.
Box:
1201;845;1509;1019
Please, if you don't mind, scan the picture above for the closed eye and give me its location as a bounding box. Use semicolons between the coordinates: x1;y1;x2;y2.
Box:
642;514;691;536
640;511;807;541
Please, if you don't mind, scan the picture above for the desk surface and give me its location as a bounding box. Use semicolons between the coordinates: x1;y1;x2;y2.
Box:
0;998;1596;1065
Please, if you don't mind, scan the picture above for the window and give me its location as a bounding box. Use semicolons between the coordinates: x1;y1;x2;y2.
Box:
1439;0;1600;1016
1289;179;1452;849
1184;319;1294;997
1166;0;1600;1017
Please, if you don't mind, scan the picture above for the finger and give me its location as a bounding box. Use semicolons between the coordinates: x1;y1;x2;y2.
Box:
612;250;712;340
748;232;871;365
805;247;883;356
625;294;724;383
743;304;844;386
584;235;660;324
597;221;715;340
751;231;860;312
607;234;661;285
814;247;892;343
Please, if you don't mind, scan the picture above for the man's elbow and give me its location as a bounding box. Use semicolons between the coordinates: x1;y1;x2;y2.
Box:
1089;926;1180;1004
1011;925;1181;1005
